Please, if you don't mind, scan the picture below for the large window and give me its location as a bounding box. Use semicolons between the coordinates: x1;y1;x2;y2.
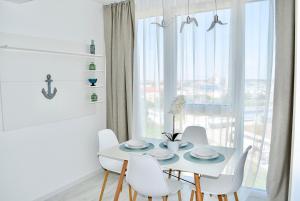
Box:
135;0;273;190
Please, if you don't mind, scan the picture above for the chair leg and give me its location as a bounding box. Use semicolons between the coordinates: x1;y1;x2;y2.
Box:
113;160;128;201
99;170;109;201
224;194;229;201
178;170;181;180
217;195;223;201
148;196;153;201
234;192;239;201
190;190;195;201
128;185;133;201
177;191;182;201
168;169;172;179
194;173;203;201
133;191;137;201
162;196;168;201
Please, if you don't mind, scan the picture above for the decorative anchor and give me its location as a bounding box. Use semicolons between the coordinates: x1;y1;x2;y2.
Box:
42;74;57;99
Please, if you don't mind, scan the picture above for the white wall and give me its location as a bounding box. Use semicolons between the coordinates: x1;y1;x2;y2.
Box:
0;0;106;201
290;1;300;200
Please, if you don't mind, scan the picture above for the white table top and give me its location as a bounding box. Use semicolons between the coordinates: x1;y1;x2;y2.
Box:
98;138;235;178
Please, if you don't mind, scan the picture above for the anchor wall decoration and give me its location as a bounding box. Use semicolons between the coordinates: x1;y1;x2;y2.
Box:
42;74;57;99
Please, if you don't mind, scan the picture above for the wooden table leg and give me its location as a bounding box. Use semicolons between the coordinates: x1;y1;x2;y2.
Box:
113;160;128;201
194;173;203;201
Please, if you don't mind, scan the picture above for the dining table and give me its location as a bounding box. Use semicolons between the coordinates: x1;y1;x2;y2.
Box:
98;138;235;201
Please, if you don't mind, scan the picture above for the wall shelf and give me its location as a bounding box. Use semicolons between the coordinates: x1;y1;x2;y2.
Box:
0;45;104;58
87;85;102;88
89;100;103;104
86;70;104;73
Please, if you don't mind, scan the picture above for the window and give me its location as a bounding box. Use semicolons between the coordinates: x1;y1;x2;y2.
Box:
134;0;273;190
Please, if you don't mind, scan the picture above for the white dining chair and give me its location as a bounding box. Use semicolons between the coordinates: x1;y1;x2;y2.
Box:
126;154;183;201
182;126;208;145
98;129;128;201
189;146;252;201
171;126;209;181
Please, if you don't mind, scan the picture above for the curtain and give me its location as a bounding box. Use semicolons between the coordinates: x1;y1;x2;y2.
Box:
133;16;165;139
134;0;274;189
104;0;135;142
266;0;295;200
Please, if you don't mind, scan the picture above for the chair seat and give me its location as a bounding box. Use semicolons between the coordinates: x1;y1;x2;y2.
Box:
189;174;235;195
99;156;123;174
138;179;183;197
166;179;183;195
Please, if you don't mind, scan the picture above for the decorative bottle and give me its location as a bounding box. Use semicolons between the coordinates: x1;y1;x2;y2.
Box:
89;62;96;70
90;40;95;54
91;93;98;102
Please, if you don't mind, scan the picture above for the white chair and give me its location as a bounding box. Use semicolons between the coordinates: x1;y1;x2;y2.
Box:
98;129;127;201
172;126;208;180
182;126;208;145
126;154;183;201
189;146;252;201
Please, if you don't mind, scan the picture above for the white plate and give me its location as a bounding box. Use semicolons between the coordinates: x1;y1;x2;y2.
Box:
163;141;189;148
124;140;148;149
148;149;175;161
190;151;219;160
190;147;219;159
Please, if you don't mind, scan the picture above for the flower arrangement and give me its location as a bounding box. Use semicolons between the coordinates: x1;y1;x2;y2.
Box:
162;95;185;141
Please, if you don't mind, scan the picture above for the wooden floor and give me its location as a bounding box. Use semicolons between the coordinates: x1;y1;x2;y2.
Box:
45;172;267;201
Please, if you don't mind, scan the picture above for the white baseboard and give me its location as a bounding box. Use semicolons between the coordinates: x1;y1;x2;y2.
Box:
33;168;103;201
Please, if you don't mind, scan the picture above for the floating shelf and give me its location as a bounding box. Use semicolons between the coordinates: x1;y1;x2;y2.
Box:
87;85;102;88
89;100;103;104
0;45;104;58
86;70;104;72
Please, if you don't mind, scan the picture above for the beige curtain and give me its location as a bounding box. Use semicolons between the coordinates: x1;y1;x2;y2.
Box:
267;0;295;200
103;0;135;142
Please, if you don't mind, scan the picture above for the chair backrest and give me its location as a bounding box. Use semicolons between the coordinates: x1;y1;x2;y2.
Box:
98;129;119;152
182;126;208;145
231;146;252;192
126;154;169;197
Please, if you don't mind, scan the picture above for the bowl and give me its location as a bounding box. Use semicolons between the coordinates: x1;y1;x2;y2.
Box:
88;78;97;86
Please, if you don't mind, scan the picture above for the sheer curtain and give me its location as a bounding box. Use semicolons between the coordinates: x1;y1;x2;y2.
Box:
133;16;165;139
134;0;274;190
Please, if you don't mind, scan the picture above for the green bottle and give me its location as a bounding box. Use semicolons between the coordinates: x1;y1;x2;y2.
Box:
90;40;95;54
89;62;96;70
91;93;98;102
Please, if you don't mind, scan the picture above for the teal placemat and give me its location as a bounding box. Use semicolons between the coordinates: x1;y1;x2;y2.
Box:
119;143;155;152
183;151;225;164
159;142;194;151
156;154;180;165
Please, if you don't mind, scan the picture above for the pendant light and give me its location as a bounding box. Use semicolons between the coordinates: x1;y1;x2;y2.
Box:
180;0;199;33
151;0;168;28
207;0;227;32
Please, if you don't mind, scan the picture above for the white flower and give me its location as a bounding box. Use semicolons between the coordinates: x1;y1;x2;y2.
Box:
169;95;185;115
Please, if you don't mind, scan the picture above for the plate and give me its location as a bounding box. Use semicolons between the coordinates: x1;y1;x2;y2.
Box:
124;140;148;149
163;141;189;148
148;149;175;161
190;147;219;160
